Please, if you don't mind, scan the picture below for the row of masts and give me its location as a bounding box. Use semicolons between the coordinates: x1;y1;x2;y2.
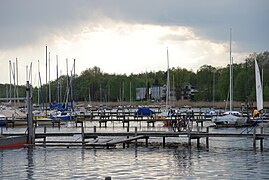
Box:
7;46;76;110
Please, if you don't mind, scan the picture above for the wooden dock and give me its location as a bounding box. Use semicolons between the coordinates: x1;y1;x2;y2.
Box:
3;126;268;151
1;114;210;129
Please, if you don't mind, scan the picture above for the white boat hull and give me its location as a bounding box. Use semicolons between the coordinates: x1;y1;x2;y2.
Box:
212;114;247;125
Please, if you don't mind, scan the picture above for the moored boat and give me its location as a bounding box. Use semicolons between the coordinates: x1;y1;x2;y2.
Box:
0;135;28;149
212;29;247;126
251;58;269;126
212;111;246;125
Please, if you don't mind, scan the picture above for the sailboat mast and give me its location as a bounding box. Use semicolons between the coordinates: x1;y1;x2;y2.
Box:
16;58;19;103
38;60;40;106
45;45;48;114
229;28;232;112
49;52;51;104
56;55;59;103
166;47;170;109
129;81;132;106
9;61;12;100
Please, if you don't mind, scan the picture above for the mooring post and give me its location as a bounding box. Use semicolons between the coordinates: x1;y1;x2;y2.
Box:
26;81;34;144
145;137;148;147
126;125;130;148
188;128;191;146
58;119;61;129
163;137;165;148
135;127;138;147
197;138;200;148
81;121;85;145
93;126;97;140
43;126;47;146
105;177;111;180
253;127;256;149
260;127;264;151
206;127;209;149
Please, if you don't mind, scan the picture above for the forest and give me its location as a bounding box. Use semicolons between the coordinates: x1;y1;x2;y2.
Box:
0;51;268;105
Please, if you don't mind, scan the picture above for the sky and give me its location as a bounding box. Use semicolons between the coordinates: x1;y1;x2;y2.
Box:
0;0;268;86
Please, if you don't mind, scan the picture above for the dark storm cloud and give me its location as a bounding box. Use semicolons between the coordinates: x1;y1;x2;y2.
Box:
0;0;268;51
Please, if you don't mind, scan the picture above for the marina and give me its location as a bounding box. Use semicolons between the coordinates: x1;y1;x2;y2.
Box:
2;124;269;151
1;82;268;179
1;120;269;179
1;1;269;178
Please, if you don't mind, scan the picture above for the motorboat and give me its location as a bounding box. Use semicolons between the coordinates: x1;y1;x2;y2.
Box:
212;111;246;125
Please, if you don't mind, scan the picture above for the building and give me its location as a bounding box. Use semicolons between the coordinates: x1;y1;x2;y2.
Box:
181;84;198;100
136;85;175;101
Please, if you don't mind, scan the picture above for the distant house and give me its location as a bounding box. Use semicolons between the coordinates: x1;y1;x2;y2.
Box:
136;87;147;101
136;85;175;101
181;84;198;100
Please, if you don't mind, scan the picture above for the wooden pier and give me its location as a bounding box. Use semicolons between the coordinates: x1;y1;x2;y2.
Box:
3;126;268;151
1;113;210;129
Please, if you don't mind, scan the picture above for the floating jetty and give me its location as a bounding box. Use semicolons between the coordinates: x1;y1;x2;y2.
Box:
3;125;268;151
1;110;210;128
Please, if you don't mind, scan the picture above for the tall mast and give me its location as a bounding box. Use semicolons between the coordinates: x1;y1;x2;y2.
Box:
129;81;132;106
38;60;40;106
166;47;170;109
9;61;12;101
56;55;59;103
29;62;32;86
16;58;19;103
49;52;51;103
13;62;16;104
229;28;232;112
72;59;75;104
65;58;69;106
45;45;48;113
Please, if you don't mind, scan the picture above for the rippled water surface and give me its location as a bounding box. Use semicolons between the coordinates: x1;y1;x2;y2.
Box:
1;121;269;179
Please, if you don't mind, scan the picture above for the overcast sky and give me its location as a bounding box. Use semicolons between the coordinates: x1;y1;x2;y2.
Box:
0;0;268;86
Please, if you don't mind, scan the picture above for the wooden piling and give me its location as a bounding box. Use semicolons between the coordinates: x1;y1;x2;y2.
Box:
188;128;191;146
93;126;97;140
126;126;129;148
206;127;209;149
135;127;137;147
162;137;165;148
253;127;256;149
81;122;85;145
43;126;47;146
260;127;264;151
145;137;148;147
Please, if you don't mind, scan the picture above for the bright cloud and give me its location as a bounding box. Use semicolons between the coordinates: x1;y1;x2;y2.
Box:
0;20;250;86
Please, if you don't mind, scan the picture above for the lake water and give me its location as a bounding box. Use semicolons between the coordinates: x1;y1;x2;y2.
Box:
1;120;269;179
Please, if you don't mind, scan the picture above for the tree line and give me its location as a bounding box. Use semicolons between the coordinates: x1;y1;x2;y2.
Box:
0;51;268;104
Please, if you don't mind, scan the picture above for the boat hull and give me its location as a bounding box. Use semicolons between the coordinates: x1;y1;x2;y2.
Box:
212;114;247;125
0;136;28;149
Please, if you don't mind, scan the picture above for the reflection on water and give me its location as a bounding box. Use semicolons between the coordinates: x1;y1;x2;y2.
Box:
1;121;269;179
26;147;34;180
1;146;269;179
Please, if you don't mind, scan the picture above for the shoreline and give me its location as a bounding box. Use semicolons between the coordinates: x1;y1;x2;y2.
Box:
78;100;269;109
2;100;268;109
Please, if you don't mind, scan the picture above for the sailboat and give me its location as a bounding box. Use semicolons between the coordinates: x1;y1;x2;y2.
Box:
156;48;174;124
0;81;33;149
252;58;269;126
212;29;246;125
